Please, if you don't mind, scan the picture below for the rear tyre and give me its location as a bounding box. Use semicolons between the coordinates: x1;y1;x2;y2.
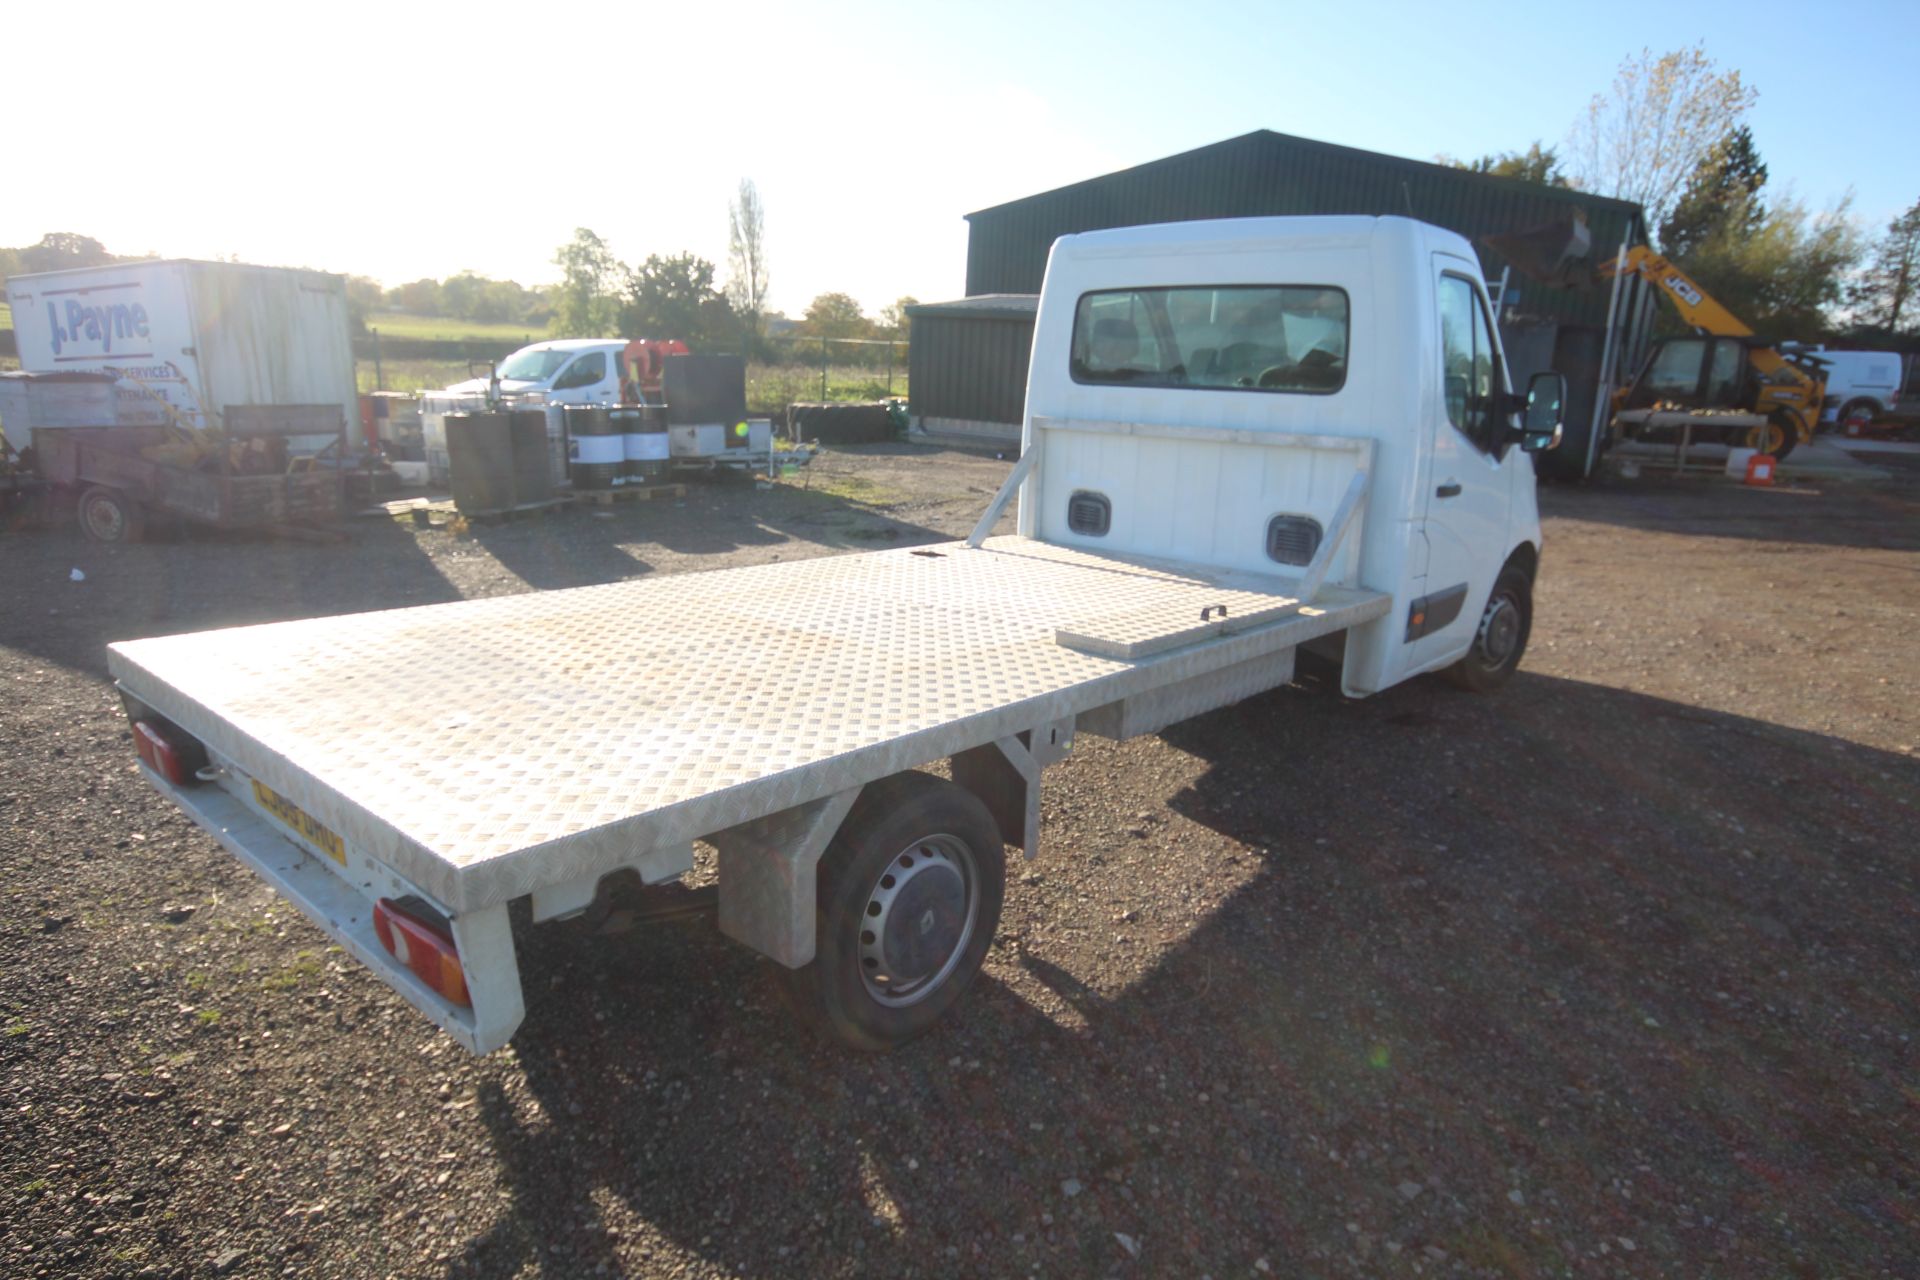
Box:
77;485;146;544
782;771;1006;1052
1445;563;1533;694
1838;399;1879;433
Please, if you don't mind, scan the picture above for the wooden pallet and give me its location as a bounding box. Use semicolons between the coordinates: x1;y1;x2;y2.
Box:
570;483;687;506
375;497;565;527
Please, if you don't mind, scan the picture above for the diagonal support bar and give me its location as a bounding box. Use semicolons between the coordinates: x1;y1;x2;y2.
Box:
1296;469;1368;602
967;444;1040;548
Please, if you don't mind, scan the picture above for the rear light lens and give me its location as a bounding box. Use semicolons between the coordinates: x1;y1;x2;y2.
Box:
132;720;202;785
374;898;470;1007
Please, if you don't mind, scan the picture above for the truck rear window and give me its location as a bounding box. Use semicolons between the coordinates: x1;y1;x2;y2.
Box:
1070;286;1348;394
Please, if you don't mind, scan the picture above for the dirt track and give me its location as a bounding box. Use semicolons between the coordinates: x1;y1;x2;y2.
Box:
2;444;1916;1279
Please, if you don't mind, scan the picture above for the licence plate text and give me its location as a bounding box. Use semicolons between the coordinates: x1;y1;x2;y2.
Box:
251;780;347;865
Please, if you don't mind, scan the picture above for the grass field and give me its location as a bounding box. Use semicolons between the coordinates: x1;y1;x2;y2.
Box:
1;299;12;331
364;312;546;343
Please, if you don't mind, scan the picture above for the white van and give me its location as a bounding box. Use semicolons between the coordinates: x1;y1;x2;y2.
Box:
1786;346;1905;426
443;338;626;405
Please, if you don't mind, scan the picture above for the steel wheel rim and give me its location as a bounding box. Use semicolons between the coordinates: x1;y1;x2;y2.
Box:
84;494;123;541
857;833;979;1007
1475;591;1520;669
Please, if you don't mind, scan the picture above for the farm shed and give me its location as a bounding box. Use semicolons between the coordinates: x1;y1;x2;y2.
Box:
904;294;1038;446
911;129;1651;475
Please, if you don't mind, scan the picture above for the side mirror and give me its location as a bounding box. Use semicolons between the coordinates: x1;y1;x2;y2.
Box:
1517;371;1567;452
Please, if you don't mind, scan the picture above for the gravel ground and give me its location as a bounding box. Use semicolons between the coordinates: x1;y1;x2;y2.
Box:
2;444;1916;1279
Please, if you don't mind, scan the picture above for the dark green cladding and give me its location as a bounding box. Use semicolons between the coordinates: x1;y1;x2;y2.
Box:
906;296;1037;428
962;130;1646;328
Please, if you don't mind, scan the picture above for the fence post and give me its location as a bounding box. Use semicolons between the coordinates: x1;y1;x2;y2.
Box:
373;328;384;391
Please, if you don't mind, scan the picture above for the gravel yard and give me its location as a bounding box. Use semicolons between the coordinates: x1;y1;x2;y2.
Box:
2;443;1916;1279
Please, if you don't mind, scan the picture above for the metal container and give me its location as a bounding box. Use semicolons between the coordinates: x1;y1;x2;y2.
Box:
508;409;554;506
611;407;642;486
637;404;670;481
445;411;515;516
565;405;618;490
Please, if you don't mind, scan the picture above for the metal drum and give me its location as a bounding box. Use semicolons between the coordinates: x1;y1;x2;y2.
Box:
508;409;554;506
444;411;513;516
612;407;643;486
636;404;671;482
565;405;618;490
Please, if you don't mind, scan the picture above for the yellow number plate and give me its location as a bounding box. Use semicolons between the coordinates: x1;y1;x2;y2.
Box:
251;780;347;866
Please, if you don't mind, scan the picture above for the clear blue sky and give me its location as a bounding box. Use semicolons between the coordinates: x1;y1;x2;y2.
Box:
3;0;1910;316
936;0;1911;223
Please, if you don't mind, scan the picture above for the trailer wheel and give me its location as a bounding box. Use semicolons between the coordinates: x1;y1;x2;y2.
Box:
78;485;146;544
783;771;1005;1051
1446;563;1532;694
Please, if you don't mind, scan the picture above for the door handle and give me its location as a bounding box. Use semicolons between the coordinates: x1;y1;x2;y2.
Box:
1436;481;1462;498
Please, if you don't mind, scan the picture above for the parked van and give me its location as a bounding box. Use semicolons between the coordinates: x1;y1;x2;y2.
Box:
1784;346;1905;426
443;338;627;406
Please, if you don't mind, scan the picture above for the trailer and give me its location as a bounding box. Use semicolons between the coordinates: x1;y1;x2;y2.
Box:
110;216;1567;1054
13;399;347;543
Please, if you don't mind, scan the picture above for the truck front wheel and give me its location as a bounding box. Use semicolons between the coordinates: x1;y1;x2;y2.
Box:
1445;564;1532;693
78;485;147;545
783;772;1005;1051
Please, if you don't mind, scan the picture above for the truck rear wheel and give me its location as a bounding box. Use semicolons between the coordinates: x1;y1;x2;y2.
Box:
1445;563;1532;694
782;771;1005;1052
78;485;146;544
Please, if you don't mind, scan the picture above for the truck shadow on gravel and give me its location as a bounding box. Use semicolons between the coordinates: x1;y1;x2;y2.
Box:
450;672;1917;1278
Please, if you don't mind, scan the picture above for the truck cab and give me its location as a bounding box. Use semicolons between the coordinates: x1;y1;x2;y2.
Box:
445;338;627;406
1019;215;1558;697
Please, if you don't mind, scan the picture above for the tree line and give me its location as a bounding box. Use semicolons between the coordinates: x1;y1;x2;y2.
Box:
548;179;915;362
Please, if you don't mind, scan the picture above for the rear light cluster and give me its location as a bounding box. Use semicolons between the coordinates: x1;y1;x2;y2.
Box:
374;898;470;1007
130;719;207;786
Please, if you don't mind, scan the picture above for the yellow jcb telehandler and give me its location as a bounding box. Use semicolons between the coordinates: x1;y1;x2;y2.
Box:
1488;218;1827;461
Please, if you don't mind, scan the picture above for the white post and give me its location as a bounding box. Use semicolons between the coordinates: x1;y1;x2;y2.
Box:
1586;244;1630;478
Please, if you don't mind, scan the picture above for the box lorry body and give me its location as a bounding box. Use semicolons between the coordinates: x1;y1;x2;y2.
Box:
4;260;357;453
108;217;1561;1055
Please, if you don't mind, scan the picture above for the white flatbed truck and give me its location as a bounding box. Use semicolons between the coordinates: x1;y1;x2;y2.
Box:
110;216;1567;1054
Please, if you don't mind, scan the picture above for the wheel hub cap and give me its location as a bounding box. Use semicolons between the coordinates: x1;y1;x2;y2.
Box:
859;835;977;1007
1478;594;1519;666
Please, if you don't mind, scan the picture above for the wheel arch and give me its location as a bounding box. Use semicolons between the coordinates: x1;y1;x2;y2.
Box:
1504;539;1540;584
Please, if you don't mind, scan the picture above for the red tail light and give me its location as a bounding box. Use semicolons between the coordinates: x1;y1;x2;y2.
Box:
132;721;195;785
374;898;470;1007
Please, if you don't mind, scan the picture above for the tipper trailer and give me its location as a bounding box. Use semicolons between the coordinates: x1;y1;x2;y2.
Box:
110;216;1566;1054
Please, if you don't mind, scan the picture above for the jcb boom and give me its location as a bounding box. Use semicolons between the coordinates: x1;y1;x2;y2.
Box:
1603;247;1826;460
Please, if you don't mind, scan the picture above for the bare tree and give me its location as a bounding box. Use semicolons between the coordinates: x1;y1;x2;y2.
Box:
727;179;770;346
1567;45;1757;234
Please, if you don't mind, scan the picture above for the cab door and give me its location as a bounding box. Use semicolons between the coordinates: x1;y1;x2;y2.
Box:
546;350;616;405
1408;259;1514;671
